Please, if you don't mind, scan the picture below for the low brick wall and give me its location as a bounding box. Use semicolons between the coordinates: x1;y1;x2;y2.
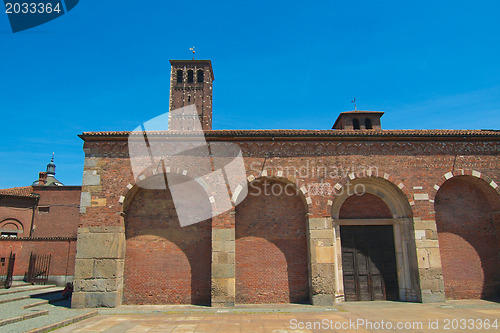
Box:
0;237;76;285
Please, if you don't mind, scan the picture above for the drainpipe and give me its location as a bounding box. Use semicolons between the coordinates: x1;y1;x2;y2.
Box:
29;194;40;238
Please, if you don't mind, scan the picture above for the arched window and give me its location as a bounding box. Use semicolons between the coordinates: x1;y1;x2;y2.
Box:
0;219;23;238
365;118;373;129
176;69;183;83
353;119;360;130
187;70;194;83
197;69;204;83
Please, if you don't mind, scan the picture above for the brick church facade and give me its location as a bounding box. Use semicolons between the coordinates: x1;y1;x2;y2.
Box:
72;60;500;308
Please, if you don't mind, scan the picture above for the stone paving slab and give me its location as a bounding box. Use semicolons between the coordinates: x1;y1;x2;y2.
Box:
98;304;339;315
53;300;500;332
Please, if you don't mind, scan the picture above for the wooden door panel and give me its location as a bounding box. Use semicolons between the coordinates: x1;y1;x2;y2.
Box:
358;275;371;301
343;275;357;301
342;252;355;274
371;274;385;300
341;225;399;301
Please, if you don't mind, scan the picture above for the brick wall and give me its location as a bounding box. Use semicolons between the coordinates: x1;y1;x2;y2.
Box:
32;186;81;238
339;193;392;219
235;179;309;304
0;238;76;277
123;183;212;305
435;176;500;299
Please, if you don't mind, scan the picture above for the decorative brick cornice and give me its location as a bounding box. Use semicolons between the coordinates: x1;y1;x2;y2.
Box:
0;237;77;241
82;140;499;158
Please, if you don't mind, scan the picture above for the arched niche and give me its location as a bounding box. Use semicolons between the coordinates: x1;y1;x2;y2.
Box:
435;175;500;299
122;173;212;305
235;177;310;304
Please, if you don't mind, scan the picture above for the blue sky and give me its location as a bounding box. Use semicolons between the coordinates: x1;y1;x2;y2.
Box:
0;0;499;188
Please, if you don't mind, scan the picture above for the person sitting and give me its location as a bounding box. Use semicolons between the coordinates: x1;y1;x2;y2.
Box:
62;282;73;299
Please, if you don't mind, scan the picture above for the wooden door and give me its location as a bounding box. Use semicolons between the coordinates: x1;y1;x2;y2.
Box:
341;225;399;301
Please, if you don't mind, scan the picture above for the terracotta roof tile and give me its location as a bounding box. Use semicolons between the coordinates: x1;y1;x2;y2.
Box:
0;186;37;198
79;129;500;139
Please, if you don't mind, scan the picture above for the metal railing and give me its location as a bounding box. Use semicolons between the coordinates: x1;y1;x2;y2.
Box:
0;252;16;289
24;253;51;285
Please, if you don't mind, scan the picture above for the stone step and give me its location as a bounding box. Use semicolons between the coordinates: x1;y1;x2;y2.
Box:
0;284;56;296
0;287;63;305
0;291;64;323
30;289;67;303
23;299;50;309
0;308;49;327
3;281;31;289
0;285;97;333
2;303;97;333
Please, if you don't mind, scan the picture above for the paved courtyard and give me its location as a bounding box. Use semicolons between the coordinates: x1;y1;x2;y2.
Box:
55;300;500;332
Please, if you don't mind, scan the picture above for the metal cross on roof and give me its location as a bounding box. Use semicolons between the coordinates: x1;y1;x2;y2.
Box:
189;46;195;60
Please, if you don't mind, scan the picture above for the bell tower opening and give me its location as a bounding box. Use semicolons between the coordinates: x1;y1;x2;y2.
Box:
332;110;384;130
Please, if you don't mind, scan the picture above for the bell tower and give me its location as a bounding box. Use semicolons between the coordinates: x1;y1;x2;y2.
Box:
168;59;214;130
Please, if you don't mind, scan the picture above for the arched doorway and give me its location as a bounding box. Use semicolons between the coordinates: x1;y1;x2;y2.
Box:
123;174;212;305
435;175;500;299
331;177;419;302
339;193;399;301
235;178;309;304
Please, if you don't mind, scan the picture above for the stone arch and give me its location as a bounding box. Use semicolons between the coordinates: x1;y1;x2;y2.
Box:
119;165;216;213
235;177;310;304
328;170;414;217
430;169;499;202
239;168;313;212
434;173;500;299
330;176;420;302
122;172;212;305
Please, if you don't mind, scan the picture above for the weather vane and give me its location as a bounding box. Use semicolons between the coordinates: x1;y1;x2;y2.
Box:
190;46;195;60
351;97;357;111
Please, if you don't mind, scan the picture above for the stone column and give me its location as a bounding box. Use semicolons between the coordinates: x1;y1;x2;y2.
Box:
308;217;335;306
211;209;236;307
71;226;125;308
414;217;446;303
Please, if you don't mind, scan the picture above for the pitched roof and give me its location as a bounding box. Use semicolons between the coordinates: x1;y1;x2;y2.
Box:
336;110;385;114
0;186;38;198
79;129;500;140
